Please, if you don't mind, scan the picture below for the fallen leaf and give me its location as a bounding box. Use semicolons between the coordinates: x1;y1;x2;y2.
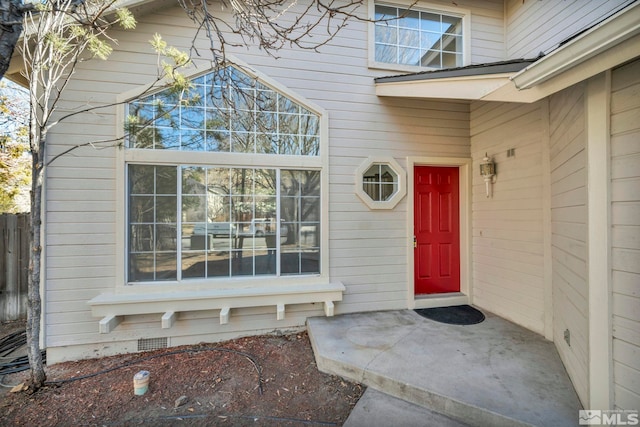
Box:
10;383;27;393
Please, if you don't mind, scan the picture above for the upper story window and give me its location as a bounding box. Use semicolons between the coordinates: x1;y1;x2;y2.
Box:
127;67;320;156
373;3;466;69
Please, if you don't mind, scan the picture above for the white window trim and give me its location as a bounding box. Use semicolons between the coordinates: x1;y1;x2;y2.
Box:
355;156;406;209
368;0;471;73
114;56;330;294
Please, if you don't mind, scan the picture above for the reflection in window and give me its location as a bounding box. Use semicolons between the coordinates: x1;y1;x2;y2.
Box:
128;165;178;282
363;163;398;201
128;165;321;282
374;4;463;68
126;67;320;156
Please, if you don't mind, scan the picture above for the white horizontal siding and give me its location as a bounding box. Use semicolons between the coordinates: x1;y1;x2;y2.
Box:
505;0;633;59
610;58;640;410
44;1;471;360
469;100;547;334
548;82;589;406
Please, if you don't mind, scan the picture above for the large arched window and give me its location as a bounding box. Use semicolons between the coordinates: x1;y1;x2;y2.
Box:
125;66;323;284
126;67;320;155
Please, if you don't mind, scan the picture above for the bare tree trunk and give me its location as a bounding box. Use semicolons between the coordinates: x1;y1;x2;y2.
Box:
0;0;30;81
26;121;46;389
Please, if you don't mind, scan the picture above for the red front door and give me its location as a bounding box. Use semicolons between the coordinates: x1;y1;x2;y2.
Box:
414;166;460;295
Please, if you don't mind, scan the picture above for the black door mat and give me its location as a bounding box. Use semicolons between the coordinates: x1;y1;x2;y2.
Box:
414;305;485;325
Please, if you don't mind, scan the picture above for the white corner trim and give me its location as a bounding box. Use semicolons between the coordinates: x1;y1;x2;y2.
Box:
586;72;613;409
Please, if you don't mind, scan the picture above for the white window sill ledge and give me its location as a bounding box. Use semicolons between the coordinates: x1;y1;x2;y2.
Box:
88;282;345;333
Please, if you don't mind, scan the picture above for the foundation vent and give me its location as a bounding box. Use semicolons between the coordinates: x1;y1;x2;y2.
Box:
138;337;168;352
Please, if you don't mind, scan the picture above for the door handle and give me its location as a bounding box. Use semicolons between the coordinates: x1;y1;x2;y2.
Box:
413;236;417;248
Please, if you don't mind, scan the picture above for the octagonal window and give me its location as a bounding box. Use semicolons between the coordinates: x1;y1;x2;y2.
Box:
355;157;406;209
363;163;397;201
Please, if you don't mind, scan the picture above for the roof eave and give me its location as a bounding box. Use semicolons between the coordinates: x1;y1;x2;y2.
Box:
375;73;521;102
5;0;170;86
375;1;640;103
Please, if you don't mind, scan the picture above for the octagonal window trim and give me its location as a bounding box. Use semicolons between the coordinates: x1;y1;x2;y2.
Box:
355;156;406;209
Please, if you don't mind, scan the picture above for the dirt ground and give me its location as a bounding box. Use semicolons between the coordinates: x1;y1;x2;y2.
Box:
0;321;364;426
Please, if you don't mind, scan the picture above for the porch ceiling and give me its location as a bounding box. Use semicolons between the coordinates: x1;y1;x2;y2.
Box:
375;1;640;104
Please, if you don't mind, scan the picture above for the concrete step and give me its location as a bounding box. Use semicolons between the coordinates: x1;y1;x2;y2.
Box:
344;389;473;427
307;310;582;427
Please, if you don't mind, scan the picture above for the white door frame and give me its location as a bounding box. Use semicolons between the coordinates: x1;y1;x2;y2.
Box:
407;157;472;309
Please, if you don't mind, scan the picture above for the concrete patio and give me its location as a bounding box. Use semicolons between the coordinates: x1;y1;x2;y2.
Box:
307;309;582;427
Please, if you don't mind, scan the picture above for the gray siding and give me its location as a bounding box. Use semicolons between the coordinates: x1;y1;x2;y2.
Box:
505;0;632;59
470;101;547;334
44;2;474;360
611;59;640;410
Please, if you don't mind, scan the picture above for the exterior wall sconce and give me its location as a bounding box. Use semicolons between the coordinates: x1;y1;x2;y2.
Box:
480;153;496;198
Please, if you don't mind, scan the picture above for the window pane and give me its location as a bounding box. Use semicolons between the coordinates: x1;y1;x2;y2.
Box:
231;132;255;153
300;170;321;196
421;32;441;50
128;165;177;282
231;168;254;195
300;136;319;156
300;249;320;274
398;29;419;48
182;195;206;222
281;250;300;275
156;224;176;250
128;166;321;282
375;5;397;21
155;252;177;280
362;162;399;202
182;252;206;279
373;7;463;69
442;15;462;34
129;165;155;194
399;10;419;29
181;106;205;129
128;102;154;125
421;13;441;33
442;52;461;68
422;50;442;68
278;135;299;155
129;253;154;282
442;35;461;53
126;66;319;156
208;250;231;277
278;95;299;115
130;224;153;251
374;25;397;44
129;196;154;223
206;130;230;151
399;47;420;66
158;166;177;194
155;108;175;128
181;130;205;151
155;128;180;150
375;44;398;64
380;183;396;201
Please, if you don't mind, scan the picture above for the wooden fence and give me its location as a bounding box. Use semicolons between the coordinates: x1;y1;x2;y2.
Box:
1;213;29;322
